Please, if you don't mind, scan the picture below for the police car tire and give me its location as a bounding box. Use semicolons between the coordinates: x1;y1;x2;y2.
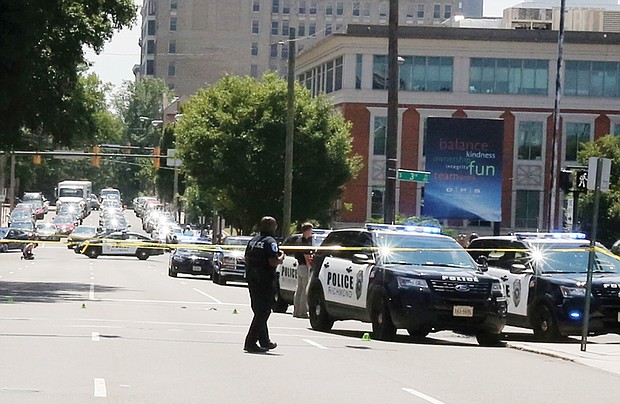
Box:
475;332;503;347
136;250;149;260
168;266;177;277
532;304;560;341
308;284;333;331
87;247;100;259
273;292;288;313
371;289;396;341
0;244;7;253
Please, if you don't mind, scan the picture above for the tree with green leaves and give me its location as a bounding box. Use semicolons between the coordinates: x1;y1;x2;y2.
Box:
175;73;361;234
577;134;620;246
0;0;136;149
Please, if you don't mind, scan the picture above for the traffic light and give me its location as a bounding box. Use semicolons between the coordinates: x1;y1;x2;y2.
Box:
33;154;42;165
153;146;160;169
92;146;101;168
559;169;574;193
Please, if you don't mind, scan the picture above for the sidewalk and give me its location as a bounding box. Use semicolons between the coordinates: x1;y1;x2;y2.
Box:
504;327;620;375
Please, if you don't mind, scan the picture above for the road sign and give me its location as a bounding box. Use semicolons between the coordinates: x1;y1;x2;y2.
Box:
397;169;430;183
166;148;182;167
587;157;611;192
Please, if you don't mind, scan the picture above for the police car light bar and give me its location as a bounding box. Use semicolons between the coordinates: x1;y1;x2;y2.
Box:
364;223;442;234
513;232;586;240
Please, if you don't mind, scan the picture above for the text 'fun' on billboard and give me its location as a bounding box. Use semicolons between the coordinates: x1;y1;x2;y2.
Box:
423;118;503;222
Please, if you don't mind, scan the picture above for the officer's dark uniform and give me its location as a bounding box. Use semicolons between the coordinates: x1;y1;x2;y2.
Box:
243;232;280;351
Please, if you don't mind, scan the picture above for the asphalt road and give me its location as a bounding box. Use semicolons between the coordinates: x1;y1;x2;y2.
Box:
1;210;620;403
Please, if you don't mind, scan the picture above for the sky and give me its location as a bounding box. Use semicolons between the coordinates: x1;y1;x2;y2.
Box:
85;0;523;94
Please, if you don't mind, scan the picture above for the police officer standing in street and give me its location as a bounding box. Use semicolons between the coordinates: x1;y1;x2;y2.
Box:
293;222;313;318
243;216;284;353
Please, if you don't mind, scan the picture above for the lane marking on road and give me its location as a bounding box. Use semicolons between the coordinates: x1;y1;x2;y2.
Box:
91;298;248;306
192;288;223;304
89;283;95;300
94;378;107;397
9;272;14;274
92;332;100;342
180;282;187;285
303;339;328;349
402;388;445;404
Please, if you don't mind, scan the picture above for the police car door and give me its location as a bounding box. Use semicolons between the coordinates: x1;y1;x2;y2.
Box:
487;240;530;317
319;231;370;309
277;235;299;296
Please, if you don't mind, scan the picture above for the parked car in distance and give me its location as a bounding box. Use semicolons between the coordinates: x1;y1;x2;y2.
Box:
53;214;77;235
0;228;31;252
212;235;253;285
67;225;99;249
77;231;164;260
35;222;60;242
89;194;101;211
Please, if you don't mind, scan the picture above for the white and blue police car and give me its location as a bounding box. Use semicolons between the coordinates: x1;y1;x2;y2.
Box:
307;224;507;346
468;232;620;340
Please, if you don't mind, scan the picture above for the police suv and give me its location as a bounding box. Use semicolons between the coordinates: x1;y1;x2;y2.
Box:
274;229;331;313
467;233;620;340
307;224;507;346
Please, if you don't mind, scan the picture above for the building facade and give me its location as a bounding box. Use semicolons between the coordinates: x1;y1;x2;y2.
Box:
295;25;620;232
138;0;482;97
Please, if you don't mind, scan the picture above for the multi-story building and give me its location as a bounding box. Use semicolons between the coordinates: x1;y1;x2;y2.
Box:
295;25;620;232
138;0;483;97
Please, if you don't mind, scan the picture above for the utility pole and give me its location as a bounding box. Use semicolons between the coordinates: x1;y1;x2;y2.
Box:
383;0;399;224
282;27;296;238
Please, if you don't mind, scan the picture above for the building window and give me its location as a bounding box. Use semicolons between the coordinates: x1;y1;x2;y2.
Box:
170;0;177;10
356;54;363;89
335;56;343;91
251;42;258;56
283;0;290;14
614;123;620;137
168;40;176;54
373;116;387;155
253;0;260;12
310;0;317;14
336;1;344;15
281;44;288;59
373;55;388;89
371;188;384;219
272;0;279;13
326;2;333;15
299;0;306;14
251;64;258;78
270;43;278;58
353;1;360;16
433;4;441;18
169;17;177;31
147;20;156;35
282;20;289;36
326;60;334;93
147;0;156;15
252;20;259;34
406;2;415;19
565;122;591;161
515;190;540;229
417;4;425;18
398;56;454;92
271;21;279;35
379;2;388;18
168;62;175;76
444;5;451;18
168;83;175;90
146;60;155;75
326;23;332;36
298;24;305;36
469;58;548;95
363;2;371;17
517;121;543;160
565;61;620;98
309;22;316;36
147;40;155;54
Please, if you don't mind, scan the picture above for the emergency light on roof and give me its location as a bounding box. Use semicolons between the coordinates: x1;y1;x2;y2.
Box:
513;232;586;240
364;223;441;234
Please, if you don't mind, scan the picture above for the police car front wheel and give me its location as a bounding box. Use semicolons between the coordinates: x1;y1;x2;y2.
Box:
532;304;560;341
308;284;333;332
371;288;396;341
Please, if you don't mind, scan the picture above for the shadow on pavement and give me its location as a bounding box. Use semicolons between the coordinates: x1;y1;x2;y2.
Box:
0;281;123;303
316;328;475;347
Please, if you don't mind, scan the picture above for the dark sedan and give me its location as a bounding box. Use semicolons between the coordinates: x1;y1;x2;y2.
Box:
168;240;220;278
0;228;31;252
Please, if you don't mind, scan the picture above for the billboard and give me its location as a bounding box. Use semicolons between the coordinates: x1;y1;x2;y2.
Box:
422;118;503;222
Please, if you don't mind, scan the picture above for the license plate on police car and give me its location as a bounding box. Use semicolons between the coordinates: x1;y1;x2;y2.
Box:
453;305;473;317
192;265;201;272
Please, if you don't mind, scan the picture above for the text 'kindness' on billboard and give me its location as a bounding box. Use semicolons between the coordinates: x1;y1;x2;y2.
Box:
423;118;503;222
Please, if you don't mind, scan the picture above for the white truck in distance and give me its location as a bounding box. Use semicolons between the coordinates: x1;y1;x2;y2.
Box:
56;180;92;217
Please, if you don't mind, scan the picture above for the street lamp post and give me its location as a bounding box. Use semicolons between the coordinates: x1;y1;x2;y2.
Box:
383;0;399;225
282;27;296;238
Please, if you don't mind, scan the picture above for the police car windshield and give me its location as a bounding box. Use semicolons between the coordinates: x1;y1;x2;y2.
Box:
376;234;477;270
529;242;620;274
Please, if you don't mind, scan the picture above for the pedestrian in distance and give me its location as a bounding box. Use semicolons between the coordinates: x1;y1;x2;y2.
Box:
293;222;313;318
243;216;284;353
